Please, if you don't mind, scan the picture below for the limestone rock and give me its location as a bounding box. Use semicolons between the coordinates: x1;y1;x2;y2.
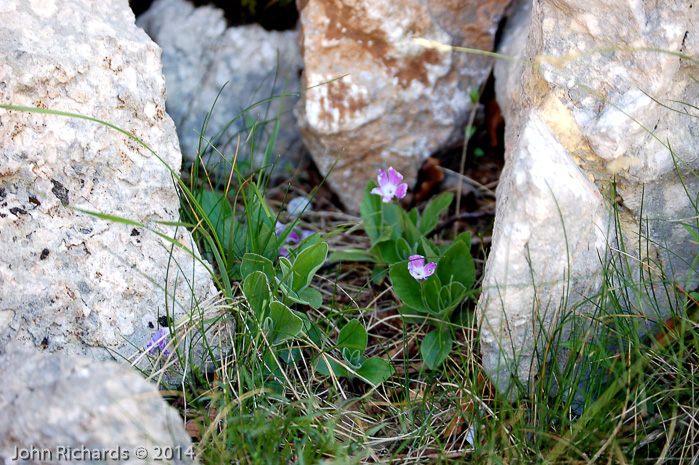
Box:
493;0;531;128
481;0;699;392
0;348;197;464
137;0;304;175
295;0;510;210
0;0;216;361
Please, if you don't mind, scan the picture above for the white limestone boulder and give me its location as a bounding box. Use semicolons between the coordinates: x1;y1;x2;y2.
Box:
0;348;197;464
0;0;216;362
295;0;510;210
481;0;699;392
137;0;304;176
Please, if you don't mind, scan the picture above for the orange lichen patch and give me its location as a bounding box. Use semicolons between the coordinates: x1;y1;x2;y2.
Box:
383;48;443;88
322;0;443;89
326;79;365;123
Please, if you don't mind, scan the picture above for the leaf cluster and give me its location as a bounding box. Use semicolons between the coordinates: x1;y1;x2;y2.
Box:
331;181;476;369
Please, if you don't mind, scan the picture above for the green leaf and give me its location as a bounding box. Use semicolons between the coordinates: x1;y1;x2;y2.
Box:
408;207;419;226
291;242;328;292
302;317;325;348
296;287;323;309
296;232;321;253
376;241;400;264
419;192;453;235
241;253;275;282
373;224;396;244
397;206;420;244
424;276;442;315
256;221;279;258
439;281;467;321
381;202;403;240
248;183;275;221
196;189;234;246
436;241;475;290
242;271;272;320
278;347;302;364
328;249;376;263
197;188;234;222
394;237;412;262
262;349;283;378
418;237;440;259
390;263;427;313
268;301;303;345
316;354;348;378
441;281;467;304
337;320;368;353
421;330;453;370
370;265;388;284
454;231;472;249
469;85;480;104
361;181;383;243
356;357;394;385
342;347;363;369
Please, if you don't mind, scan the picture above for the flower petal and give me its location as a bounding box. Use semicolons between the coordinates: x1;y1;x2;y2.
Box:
387;167;403;185
286;230;300;244
370;186;384;197
423;262;437;277
395;182;408;199
146;328;170;355
377;169;388;187
408;255;425;268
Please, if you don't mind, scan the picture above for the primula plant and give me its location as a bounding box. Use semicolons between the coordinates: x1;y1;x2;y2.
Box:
241;236;395;387
314;319;393;385
191;173;394;387
332;167;475;369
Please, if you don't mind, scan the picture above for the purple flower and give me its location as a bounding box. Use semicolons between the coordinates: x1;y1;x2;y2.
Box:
408;255;436;281
276;222;300;243
370;167;408;203
276;221;314;257
146;328;170;356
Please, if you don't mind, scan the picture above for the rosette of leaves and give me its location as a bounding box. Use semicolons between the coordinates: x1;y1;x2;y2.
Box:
330;183;454;279
242;270;303;347
315;320;393;385
241;233;327;310
240;238;328;388
193;183;299;281
389;233;475;370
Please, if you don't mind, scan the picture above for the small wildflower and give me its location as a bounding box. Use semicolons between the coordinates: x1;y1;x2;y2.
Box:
276;221;300;243
407;255;436;280
146;328;170;356
370;167;408;203
275;221;313;257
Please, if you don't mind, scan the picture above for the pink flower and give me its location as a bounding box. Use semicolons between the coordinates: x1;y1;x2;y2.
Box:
408;255;436;280
370;167;408;203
